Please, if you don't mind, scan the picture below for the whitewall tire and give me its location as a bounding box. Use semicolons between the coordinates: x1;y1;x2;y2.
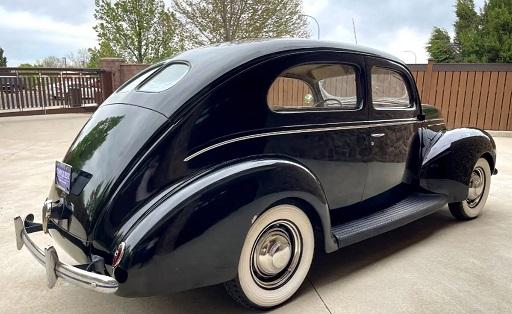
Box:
225;204;315;309
449;158;491;220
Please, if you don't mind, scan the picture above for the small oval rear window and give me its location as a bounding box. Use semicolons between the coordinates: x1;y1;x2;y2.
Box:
117;66;161;93
138;63;189;92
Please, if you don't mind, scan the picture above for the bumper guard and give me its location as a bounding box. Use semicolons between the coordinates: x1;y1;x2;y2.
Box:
14;215;118;293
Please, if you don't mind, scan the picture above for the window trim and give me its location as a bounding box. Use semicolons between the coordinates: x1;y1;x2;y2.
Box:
370;65;416;111
267;61;364;114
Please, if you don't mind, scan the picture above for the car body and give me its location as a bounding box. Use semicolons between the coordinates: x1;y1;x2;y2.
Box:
14;39;497;309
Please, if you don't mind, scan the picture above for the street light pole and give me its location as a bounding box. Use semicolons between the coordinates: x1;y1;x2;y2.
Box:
402;50;417;63
301;14;320;40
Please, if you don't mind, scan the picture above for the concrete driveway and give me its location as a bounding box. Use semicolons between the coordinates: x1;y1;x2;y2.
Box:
1;113;511;313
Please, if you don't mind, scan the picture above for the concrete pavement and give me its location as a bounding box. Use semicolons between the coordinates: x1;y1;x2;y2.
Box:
0;113;511;313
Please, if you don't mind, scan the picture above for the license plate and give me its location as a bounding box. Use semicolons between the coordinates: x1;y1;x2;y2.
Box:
55;161;72;193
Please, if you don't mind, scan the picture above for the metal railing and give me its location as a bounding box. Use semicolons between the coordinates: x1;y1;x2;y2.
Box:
0;67;109;111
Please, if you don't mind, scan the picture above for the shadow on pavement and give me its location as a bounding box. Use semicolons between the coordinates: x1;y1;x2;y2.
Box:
117;208;458;313
308;208;457;287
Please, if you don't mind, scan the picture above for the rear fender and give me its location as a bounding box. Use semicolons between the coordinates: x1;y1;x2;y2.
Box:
419;128;496;202
114;158;332;297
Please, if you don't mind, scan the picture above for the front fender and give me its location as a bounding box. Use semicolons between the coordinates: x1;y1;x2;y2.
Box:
114;158;332;297
419;128;496;202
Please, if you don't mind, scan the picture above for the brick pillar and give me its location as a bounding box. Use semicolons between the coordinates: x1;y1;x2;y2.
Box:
100;58;124;91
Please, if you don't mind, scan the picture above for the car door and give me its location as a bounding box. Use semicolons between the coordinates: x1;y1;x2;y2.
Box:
264;52;371;210
363;57;421;202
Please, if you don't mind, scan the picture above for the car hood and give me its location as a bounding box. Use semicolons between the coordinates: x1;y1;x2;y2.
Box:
48;103;168;241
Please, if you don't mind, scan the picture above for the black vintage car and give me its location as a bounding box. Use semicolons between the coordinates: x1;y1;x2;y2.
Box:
14;39;497;309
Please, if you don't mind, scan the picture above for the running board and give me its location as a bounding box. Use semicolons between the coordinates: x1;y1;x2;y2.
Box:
332;193;447;248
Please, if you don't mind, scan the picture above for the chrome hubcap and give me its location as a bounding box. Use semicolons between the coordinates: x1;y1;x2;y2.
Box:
256;233;292;275
467;166;485;208
251;220;302;289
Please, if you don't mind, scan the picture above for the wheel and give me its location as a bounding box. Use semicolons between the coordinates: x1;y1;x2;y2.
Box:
225;204;314;310
449;158;491;220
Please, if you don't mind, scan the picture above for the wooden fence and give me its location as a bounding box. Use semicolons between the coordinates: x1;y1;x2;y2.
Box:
268;77;313;108
4;59;509;131
410;62;512;131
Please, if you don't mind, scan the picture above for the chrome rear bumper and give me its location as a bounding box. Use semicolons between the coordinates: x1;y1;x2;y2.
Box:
14;215;118;293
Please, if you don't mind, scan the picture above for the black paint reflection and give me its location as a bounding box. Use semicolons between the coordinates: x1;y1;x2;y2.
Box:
66;116;124;169
49;105;167;242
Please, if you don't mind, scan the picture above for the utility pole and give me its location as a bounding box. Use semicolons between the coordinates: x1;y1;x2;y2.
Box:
352;18;358;45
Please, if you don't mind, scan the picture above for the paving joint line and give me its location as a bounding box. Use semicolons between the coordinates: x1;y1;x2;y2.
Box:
307;276;332;314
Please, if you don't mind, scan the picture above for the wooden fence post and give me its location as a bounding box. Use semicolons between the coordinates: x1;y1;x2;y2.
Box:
422;58;434;104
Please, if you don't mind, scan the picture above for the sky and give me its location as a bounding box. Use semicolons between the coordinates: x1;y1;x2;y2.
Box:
0;0;486;66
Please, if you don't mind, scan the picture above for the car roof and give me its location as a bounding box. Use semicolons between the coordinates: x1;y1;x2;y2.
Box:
106;39;406;118
169;38;405;69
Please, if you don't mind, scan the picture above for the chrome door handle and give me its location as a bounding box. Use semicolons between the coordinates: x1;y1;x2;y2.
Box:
371;133;386;138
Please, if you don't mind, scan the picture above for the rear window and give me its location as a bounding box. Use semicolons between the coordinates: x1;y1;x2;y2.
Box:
138;63;189;92
117;66;160;93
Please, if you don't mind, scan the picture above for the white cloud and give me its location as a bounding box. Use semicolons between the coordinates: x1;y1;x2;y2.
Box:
303;0;329;16
334;23;357;44
0;6;96;47
0;5;96;65
298;0;470;64
329;24;430;63
374;27;431;63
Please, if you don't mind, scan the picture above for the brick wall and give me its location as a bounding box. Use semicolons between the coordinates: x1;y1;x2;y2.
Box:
100;58;149;92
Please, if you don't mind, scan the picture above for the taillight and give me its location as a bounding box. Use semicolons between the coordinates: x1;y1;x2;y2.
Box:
112;242;125;268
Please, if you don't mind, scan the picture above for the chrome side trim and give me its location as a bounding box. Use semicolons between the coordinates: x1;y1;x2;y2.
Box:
278;117;418;129
427;122;445;127
185;119;427;161
14;216;118;293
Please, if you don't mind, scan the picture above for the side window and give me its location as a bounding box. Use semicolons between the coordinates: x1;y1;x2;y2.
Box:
267;63;359;111
371;67;411;109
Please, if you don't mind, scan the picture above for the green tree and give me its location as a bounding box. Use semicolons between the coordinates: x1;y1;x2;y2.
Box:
426;27;457;63
94;0;185;63
88;41;119;68
428;0;512;63
18;63;34;68
454;0;480;62
0;47;7;67
173;0;309;46
479;0;512;62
